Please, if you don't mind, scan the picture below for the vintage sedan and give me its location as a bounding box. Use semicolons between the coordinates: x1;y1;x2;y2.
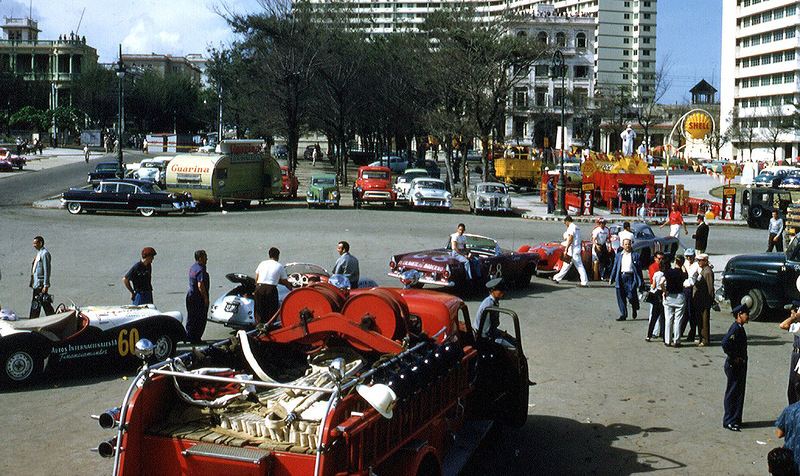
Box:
409;177;452;210
468;181;513;214
388;234;539;291
61;179;195;217
0;147;26;170
607;221;680;267
0;304;185;385
394;168;430;202
279;166;299;198
87;161;124;184
306;174;340;208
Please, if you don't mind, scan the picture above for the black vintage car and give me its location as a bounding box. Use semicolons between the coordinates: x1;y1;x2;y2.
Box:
721;235;800;321
87;161;124;184
61;179;195;216
741;187;793;229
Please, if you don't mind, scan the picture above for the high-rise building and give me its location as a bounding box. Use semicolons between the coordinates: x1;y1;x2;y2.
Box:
720;0;799;162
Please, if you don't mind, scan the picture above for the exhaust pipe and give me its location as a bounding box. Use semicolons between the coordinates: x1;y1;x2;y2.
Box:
91;408;121;429
97;437;117;458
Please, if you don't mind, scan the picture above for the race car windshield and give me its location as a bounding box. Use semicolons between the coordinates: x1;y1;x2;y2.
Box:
465;235;497;252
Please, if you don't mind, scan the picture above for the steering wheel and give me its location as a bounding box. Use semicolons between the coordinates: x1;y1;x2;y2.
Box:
55;303;68;313
288;273;310;287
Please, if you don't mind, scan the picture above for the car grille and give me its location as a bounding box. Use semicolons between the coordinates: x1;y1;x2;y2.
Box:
364;191;391;199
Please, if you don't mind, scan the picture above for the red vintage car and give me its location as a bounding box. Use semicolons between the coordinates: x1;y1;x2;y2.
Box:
353;166;395;208
279;166;299;198
518;240;597;277
388;234;539;291
0;147;25;170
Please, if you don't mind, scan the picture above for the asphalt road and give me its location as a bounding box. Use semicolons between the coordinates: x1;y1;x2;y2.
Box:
0;160;788;476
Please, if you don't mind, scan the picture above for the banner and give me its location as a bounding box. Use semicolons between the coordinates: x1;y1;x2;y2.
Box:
722;187;736;220
581;183;595;216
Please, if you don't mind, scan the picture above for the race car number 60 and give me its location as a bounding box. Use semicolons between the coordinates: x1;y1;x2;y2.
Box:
118;328;140;357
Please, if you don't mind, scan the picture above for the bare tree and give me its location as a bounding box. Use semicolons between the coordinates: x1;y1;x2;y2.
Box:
761;104;793;162
634;57;672;152
726;106;759;162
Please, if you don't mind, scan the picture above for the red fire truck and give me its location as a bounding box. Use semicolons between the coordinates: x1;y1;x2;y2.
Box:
95;284;529;476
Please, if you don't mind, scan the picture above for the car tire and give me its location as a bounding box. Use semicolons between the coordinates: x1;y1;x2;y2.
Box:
152;334;175;361
66;202;82;214
139;207;155;217
751;206;764;220
741;289;766;321
1;347;42;386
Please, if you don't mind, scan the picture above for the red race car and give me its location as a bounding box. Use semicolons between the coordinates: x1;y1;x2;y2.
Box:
0;147;26;170
279;166;299;198
519;240;597;277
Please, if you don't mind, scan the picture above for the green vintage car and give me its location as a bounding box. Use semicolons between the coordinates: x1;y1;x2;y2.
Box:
306;174;340;208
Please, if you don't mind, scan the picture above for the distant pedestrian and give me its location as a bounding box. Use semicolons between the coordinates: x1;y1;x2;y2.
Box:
332;241;360;289
591;217;612;281
693;214;709;253
610;238;642;321
123;247;156;305
660;204;688;238
546;176;556;214
692;253;715;346
30;236;54;318
722;304;750;431
780;300;800;405
312;145;319;166
84;145;90;163
255;247;292;325
552;215;589;286
768;447;798;476
769;211;785;252
185;250;209;345
617;221;635;251
777;401;800;471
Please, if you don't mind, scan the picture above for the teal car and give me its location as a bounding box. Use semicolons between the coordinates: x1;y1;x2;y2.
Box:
306;174;340;208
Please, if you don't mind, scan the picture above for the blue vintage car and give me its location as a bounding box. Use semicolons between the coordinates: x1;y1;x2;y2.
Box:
61;179;195;217
0;304;186;385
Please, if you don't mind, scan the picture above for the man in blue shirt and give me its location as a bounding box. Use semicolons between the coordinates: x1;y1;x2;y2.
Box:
123;247;156;305
776;400;800;471
186;250;209;344
332;241;360;289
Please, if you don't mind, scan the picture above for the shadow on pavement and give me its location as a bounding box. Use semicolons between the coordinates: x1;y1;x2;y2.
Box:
461;415;682;475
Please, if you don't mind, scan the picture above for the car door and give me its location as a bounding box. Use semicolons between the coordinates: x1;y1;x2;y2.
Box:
115;183;139;211
94;182;119;211
468;306;529;428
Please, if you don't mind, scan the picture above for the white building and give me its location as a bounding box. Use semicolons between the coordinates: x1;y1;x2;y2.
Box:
720;0;800;163
307;0;656;99
504;5;596;148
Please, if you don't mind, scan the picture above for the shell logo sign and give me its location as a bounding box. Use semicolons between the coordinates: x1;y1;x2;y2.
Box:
685;113;712;139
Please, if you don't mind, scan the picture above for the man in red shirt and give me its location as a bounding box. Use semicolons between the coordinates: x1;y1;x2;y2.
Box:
660;204;688;238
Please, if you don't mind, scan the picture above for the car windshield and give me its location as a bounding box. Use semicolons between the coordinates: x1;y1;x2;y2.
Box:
363;171;389;180
635;225;655;239
417;180;444;190
97;163;119;171
465;235;497;253
312;177;336;186
285;263;329;276
479;185;506;194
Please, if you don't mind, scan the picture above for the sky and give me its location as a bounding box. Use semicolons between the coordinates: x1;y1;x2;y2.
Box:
1;0;721;104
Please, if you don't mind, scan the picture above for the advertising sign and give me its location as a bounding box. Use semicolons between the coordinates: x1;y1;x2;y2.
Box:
685;112;712;139
581;183;595;216
722;187;736;220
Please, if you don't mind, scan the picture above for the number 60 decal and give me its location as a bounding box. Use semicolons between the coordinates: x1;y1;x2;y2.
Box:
118;328;140;357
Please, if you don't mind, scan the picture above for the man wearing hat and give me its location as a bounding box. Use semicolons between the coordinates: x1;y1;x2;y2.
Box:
692;253;715;347
123;247;157;305
722;304;750;431
474;278;516;348
780;300;800;404
591;217;612;281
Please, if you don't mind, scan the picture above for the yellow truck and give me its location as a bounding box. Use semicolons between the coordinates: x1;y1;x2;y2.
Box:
494;158;542;188
165;140;281;208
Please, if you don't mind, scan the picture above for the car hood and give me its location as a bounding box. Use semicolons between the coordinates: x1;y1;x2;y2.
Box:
475;192;509;199
361;180;391;189
414;188;449;198
724;252;786;276
310;185;338;194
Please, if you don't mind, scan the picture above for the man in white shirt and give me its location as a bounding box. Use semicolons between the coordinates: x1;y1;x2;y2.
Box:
617;222;635;251
451;223;473;281
255;247;292;325
610;238;643;321
552;215;589;286
768;211;785;252
591;218;612;281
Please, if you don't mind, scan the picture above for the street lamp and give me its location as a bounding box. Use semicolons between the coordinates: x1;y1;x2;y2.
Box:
116;44;126;176
551;50;567;215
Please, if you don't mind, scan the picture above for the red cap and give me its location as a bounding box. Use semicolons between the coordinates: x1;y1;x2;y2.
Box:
141;247;157;258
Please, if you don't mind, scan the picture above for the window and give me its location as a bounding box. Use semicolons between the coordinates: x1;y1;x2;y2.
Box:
624;26;630;31
514;87;528;108
642;49;650;56
642;37;650;44
536;32;548;44
788;5;797;15
574;65;589;78
516;30;527;37
752;36;760;46
624;13;630;19
787;50;796;61
641;61;650;67
743;17;750;27
751;77;760;87
787;28;796;39
535;88;547;106
556;32;566;47
576;32;587;48
762;76;770;86
742;58;750;67
785;72;795;82
761;97;770;106
743;38;750;47
751;15;760;25
751;57;760;66
775;8;784;19
774;52;783;62
623;50;629;56
773;74;783;84
762;55;771;65
535;64;549;77
513;117;526;138
553;89;566;107
762;11;771;22
623;38;630;44
622;61;629;68
762;33;771;43
644;13;651;19
774;31;784;41
643;25;650;31
623;73;629;79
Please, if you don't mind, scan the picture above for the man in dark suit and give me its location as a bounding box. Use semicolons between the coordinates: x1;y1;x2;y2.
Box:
723;304;750;431
693;214;709;254
610;238;643;321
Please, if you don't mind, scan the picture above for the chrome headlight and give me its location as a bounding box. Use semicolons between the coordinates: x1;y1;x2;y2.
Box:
415;192;422;198
307;191;313;197
332;191;340;197
445;192;452;200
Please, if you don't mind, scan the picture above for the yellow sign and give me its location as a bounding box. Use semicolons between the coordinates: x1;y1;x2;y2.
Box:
722;164;739;179
685;113;712;139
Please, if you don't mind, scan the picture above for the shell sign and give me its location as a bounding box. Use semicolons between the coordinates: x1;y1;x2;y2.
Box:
685;113;712;139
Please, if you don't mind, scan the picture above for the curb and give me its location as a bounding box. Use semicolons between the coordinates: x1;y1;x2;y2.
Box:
519;211;749;227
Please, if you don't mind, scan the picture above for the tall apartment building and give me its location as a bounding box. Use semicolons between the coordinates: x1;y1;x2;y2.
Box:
720;0;800;162
505;5;596;148
308;0;656;100
0;16;98;109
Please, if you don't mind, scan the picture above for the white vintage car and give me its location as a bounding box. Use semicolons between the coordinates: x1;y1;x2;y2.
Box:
394;168;429;202
409;177;451;210
467;181;513;214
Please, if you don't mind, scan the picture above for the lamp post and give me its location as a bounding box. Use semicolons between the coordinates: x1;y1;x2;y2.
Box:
551;50;567;215
116;44;126;176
